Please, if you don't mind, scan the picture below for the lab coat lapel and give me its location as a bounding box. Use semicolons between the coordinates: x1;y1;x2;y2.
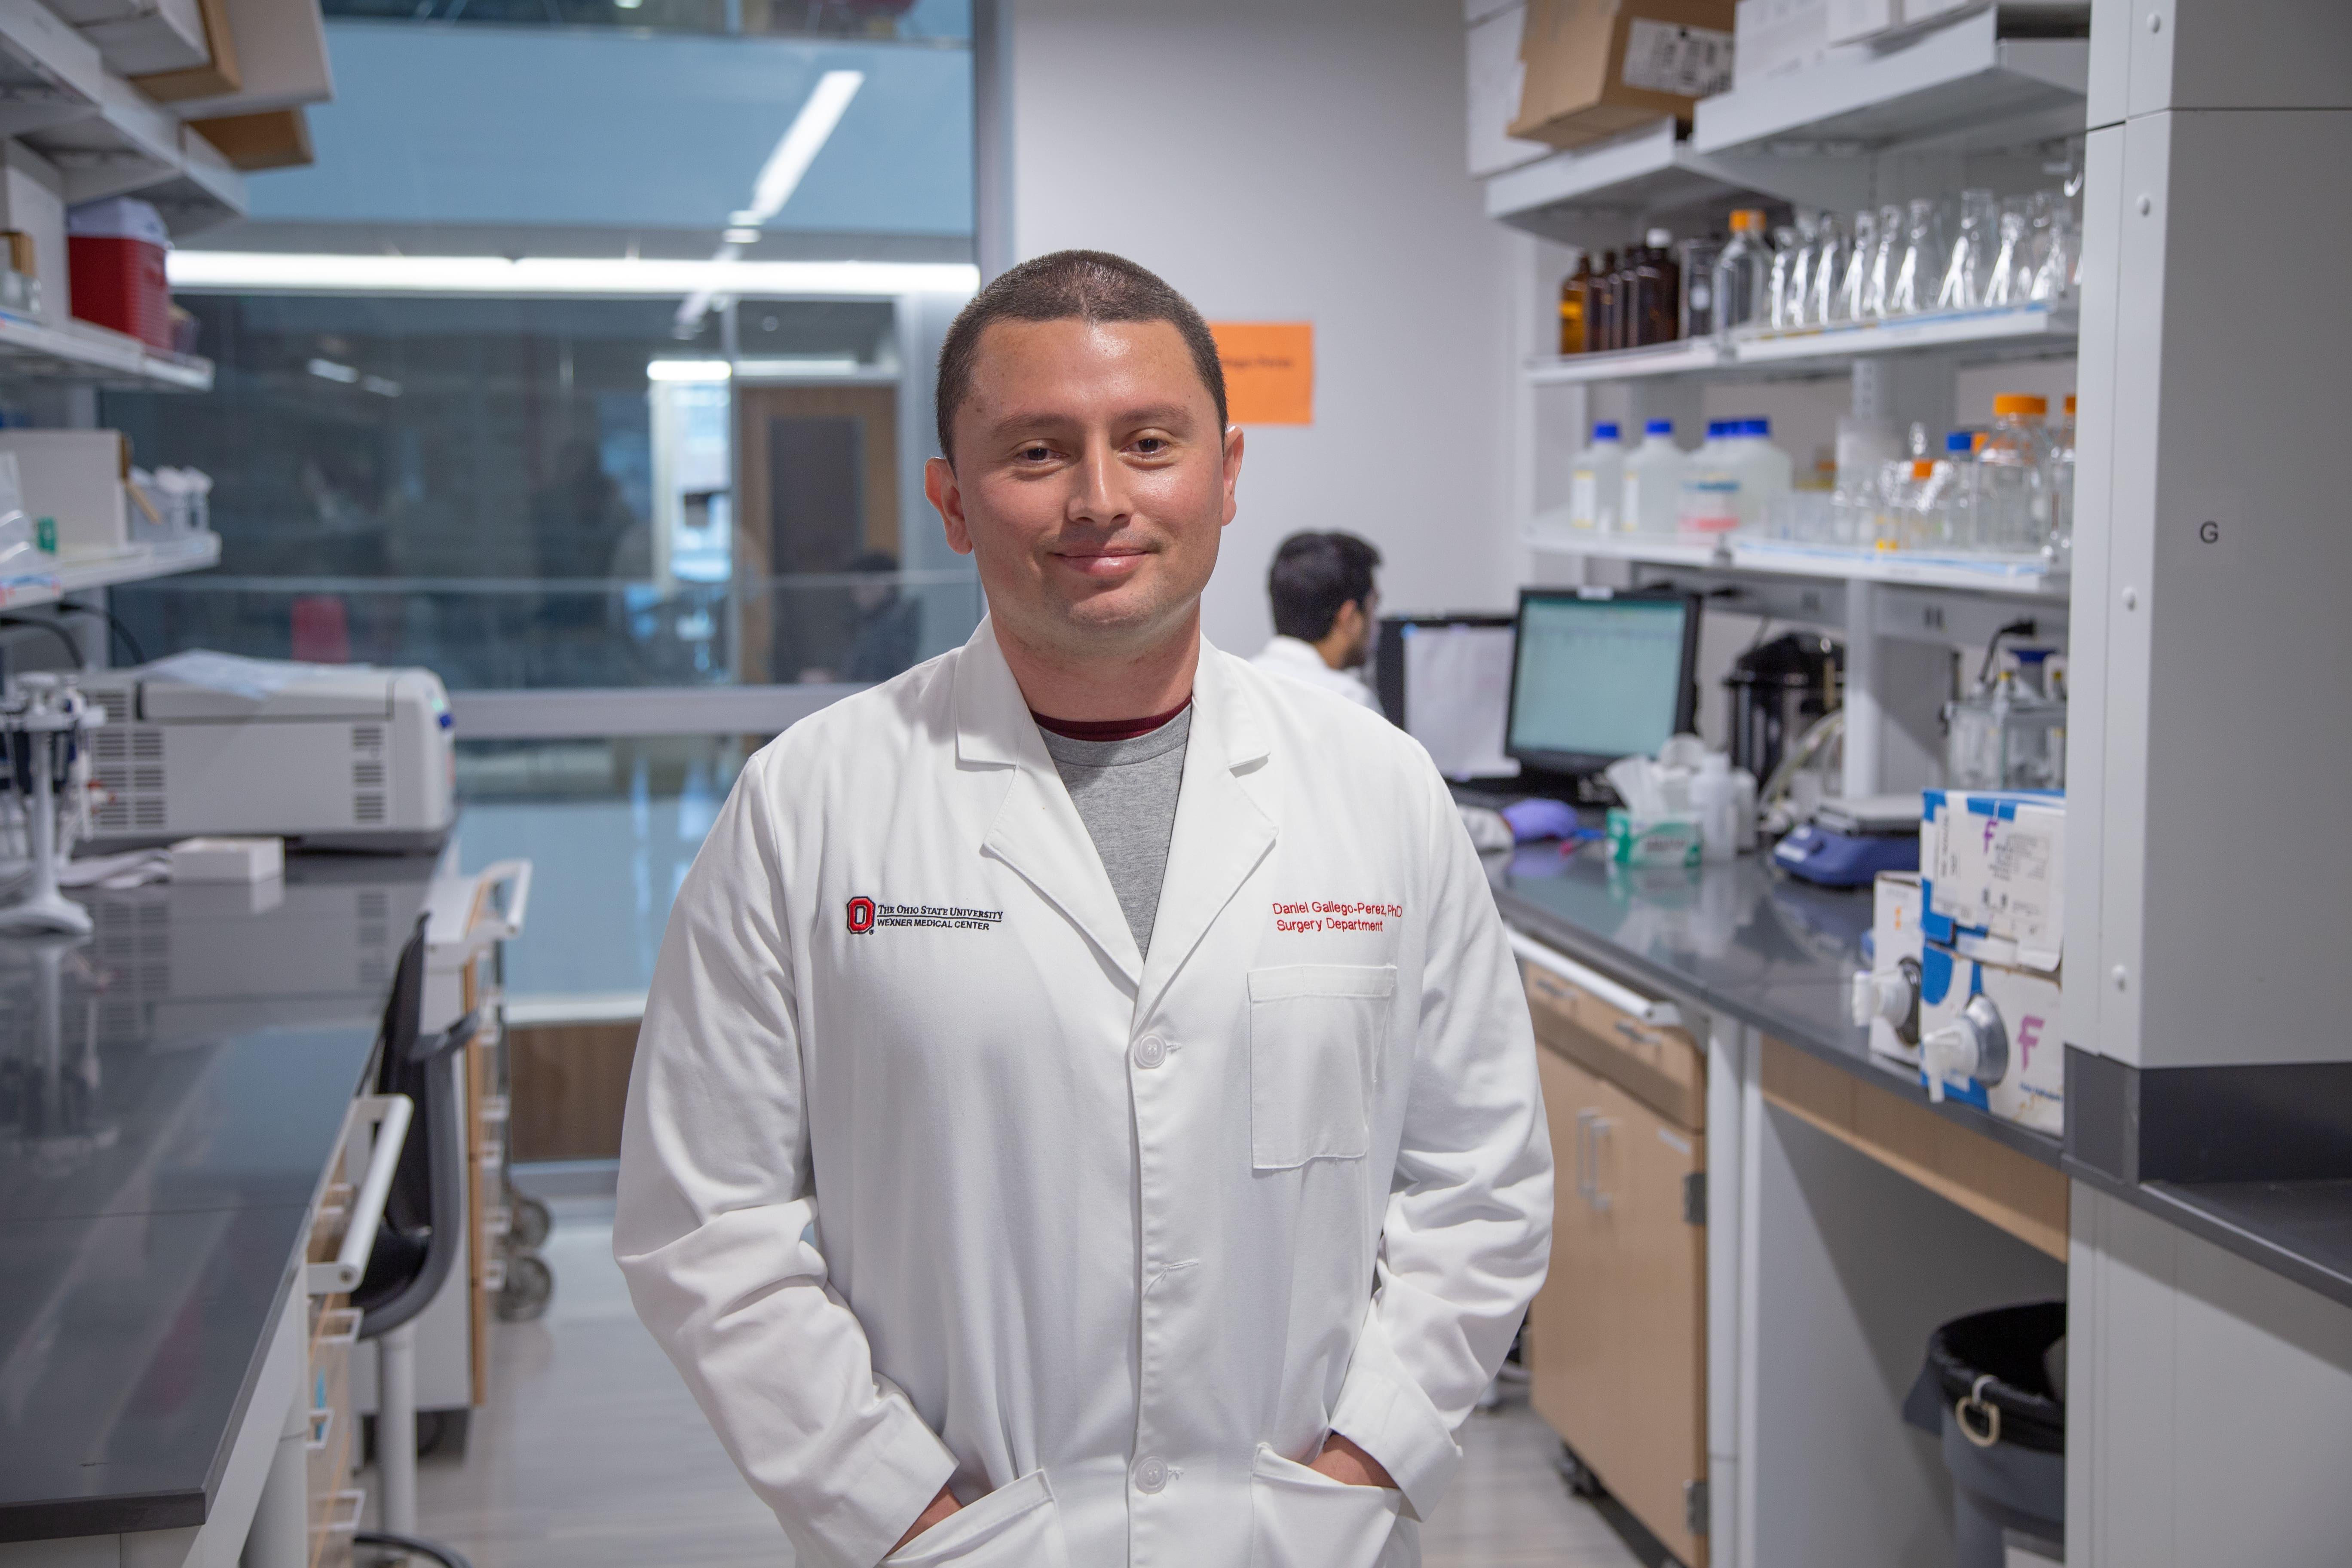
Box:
1136;642;1276;1017
956;619;1144;987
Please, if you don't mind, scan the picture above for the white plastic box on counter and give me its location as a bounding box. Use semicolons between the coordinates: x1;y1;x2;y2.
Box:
1920;788;2064;971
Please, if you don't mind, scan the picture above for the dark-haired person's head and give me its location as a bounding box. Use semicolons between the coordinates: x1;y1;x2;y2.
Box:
1269;531;1381;670
922;250;1243;672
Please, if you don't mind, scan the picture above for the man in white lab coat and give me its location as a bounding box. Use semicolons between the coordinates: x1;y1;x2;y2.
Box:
615;250;1552;1568
1251;530;1382;709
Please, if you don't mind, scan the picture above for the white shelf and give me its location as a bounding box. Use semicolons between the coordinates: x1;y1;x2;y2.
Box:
0;531;220;608
0;0;246;234
1692;7;2088;158
0;306;211;389
1525;304;2076;386
1527;337;1727;385
1525;522;2067;599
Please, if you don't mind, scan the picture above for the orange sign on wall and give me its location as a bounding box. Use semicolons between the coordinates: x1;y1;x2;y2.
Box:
1209;322;1314;426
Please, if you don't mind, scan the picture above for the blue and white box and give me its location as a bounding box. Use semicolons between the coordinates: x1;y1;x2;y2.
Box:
1920;788;2064;973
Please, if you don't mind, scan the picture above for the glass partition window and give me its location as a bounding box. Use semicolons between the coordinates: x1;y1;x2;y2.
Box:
101;293;980;690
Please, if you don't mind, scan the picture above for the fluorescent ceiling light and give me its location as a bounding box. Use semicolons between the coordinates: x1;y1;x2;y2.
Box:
735;356;863;377
747;71;864;224
169;253;980;298
647;359;732;382
306;357;358;383
361;375;402;398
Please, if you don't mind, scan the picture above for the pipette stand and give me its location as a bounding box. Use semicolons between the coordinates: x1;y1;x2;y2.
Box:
0;681;94;937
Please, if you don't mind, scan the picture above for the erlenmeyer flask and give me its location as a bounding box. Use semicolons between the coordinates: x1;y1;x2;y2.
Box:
1838;209;1875;323
1889;198;1942;316
1807;211;1847;325
1981;197;2028;308
1865;203;1902;318
1937;190;1997;311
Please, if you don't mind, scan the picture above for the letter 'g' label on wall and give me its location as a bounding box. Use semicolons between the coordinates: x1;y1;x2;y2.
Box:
1209;322;1313;426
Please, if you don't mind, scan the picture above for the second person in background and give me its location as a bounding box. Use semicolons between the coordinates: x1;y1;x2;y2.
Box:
1252;530;1382;709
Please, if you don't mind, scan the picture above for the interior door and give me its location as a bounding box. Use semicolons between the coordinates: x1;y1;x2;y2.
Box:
731;383;899;682
1530;1041;1709;1567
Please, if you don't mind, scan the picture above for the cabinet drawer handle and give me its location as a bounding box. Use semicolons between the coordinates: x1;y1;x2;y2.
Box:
1613;1019;1651;1044
1587;1116;1614;1213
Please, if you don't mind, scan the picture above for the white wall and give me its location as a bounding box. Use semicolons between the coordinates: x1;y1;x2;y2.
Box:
1007;0;1521;655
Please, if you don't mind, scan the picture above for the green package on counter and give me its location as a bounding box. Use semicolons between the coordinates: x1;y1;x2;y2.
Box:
34;516;53;554
1605;807;1702;867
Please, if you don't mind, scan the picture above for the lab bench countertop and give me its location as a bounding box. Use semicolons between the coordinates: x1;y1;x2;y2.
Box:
1488;836;2352;1312
0;856;436;1544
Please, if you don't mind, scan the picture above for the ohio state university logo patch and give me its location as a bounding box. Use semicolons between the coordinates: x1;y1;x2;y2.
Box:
846;897;876;934
845;897;1004;933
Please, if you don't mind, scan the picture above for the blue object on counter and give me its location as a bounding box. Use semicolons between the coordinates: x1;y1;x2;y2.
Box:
1772;820;1921;887
1501;796;1582;843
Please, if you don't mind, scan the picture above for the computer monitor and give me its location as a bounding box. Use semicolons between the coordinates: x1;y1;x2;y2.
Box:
1373;614;1519;781
1505;588;1701;777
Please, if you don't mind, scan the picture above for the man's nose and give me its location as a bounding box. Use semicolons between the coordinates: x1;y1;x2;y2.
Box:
1066;435;1131;527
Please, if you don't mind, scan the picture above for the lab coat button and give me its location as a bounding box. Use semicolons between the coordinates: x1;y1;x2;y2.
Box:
1133;1455;1170;1493
1132;1034;1169;1070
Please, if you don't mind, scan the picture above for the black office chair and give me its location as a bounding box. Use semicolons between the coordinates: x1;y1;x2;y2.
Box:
349;916;478;1568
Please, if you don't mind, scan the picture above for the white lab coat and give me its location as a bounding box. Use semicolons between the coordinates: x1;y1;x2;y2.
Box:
1251;634;1379;708
615;619;1551;1568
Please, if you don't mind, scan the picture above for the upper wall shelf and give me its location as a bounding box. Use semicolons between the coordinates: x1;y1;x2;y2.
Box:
0;305;213;389
0;530;220;610
1527;303;2076;386
0;0;247;233
1524;521;2069;600
1691;7;2088;158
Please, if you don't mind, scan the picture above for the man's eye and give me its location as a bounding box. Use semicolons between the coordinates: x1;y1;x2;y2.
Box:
1018;445;1053;462
1134;438;1167;456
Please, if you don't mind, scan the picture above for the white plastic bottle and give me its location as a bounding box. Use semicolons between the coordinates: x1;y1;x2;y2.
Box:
1568;421;1626;532
1679;421;1740;536
1729;418;1793;530
1621;419;1684;536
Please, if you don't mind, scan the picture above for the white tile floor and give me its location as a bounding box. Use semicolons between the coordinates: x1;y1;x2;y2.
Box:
396;1197;1644;1568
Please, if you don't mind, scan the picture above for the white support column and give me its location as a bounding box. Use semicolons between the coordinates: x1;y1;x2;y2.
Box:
1704;1015;1752;1564
1731;1026;1765;1567
1841;578;1882;797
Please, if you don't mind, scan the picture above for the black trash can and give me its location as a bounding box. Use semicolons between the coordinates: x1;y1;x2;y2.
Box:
1903;1301;2066;1567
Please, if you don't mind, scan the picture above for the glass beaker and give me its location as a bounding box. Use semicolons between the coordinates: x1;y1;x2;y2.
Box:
1981;196;2030;308
1889;198;1943;316
2029;191;2077;304
1771;215;1810;330
1864;203;1902;318
1807;210;1847;326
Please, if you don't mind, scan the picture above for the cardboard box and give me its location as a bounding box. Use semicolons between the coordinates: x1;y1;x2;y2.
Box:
1920;788;2064;971
0;431;131;559
190;107;313;171
1511;0;1737;150
138;0;327;113
50;0;211;76
1734;0;1829;84
1824;0;1902;45
1918;941;2063;1134
0;143;67;326
1605;807;1703;866
1468;4;1557;177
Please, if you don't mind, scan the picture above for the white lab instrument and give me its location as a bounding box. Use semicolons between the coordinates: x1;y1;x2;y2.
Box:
0;673;102;934
1850;871;1925;1066
1915;945;2064;1133
614;622;1551;1567
80;653;456;850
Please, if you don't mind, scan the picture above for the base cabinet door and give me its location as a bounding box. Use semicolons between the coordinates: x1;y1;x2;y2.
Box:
1529;1043;1708;1567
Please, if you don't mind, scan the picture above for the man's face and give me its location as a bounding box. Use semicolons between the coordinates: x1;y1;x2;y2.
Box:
926;318;1242;664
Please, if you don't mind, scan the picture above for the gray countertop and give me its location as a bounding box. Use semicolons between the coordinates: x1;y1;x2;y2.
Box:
1488;832;2352;1311
0;858;436;1543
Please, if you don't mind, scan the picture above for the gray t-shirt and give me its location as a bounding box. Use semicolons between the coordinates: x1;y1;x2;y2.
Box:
1037;706;1191;957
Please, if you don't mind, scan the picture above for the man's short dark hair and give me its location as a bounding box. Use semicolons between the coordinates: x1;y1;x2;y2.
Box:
1269;531;1382;643
934;250;1227;463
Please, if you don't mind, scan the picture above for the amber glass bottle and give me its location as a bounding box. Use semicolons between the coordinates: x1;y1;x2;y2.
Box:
1635;229;1681;345
1591;251;1619;352
1559;257;1589;355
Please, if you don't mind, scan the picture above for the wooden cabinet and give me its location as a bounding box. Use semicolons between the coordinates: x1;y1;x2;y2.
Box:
1524;962;1709;1567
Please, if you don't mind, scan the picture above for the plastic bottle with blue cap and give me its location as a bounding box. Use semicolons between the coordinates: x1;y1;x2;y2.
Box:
1567;421;1626;532
1621;418;1684;536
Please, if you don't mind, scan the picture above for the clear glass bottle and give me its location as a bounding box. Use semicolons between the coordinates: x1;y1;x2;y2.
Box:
1678;237;1722;338
1976;393;2051;554
1938;190;1998;311
2045;393;2076;565
2029;192;2078;304
1933;431;1980;551
1889;197;1943;316
1712;209;1772;337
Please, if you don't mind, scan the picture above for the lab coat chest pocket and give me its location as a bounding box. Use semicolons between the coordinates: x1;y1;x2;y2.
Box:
1247;965;1397;1170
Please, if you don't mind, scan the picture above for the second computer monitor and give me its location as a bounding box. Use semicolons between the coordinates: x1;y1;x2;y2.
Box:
1506;588;1700;777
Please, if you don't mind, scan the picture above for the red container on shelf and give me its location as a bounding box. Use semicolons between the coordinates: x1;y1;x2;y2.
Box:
67;197;173;351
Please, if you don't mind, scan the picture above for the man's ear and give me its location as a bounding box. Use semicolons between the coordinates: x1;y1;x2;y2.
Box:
925;456;974;556
1219;424;1245;528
